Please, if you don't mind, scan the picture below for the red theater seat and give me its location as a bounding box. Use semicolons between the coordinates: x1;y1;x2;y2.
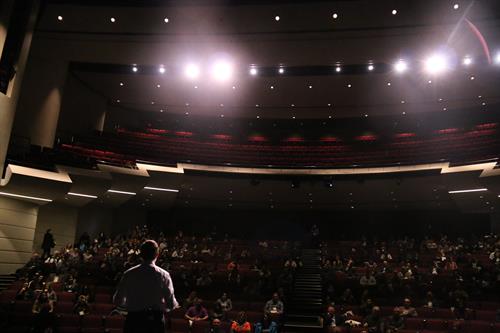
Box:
105;315;125;333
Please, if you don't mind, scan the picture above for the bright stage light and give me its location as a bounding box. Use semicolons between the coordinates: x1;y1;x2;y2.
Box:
424;54;448;74
463;56;472;66
211;60;233;82
249;67;258;75
394;60;408;73
495;53;500;64
184;63;200;80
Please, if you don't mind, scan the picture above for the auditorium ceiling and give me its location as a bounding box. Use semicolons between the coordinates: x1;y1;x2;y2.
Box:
33;0;500;119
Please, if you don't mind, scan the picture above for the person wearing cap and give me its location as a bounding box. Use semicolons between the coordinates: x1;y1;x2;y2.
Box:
114;239;179;333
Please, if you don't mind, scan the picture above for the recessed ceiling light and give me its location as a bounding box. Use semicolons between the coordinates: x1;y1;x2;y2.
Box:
278;67;285;74
220;104;224;107
158;66;166;74
110;17;116;23
156;84;161;88
108;189;136;195
402;111;406;115
232;86;236;90
256;115;260;119
185;112;189;115
185;102;190;106
482;102;486;106
438;98;443;101
194;85;198;89
449;188;488;194
67;192;98;199
495;53;500;64
255;104;260;107
249;67;258;75
0;191;52;202
470;76;475;80
401;100;405;104
453;4;459;10
364;114;368;117
132;66;138;72
211;60;233;82
57;15;63;21
327;103;331;106
347;84;352;88
270;86;274;89
428;80;432;84
335;66;341;73
332;13;338;19
368;64;374;71
220;114;224;117
275;15;280;21
291;104;295;107
387;82;391;86
308;85;313;89
116;99;120;103
328;115;332;119
443;107;447;111
119;82;124;86
160;109;164;113
392;9;398;15
164;17;169;23
151;101;155;104
292;116;295;119
478;95;482;98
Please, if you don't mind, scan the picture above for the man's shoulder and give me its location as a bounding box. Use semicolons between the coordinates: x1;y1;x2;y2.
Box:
123;264;142;275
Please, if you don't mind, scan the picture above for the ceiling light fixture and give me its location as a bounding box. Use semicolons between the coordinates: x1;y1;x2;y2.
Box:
68;192;98;199
144;187;179;192
392;9;398;15
463;56;472;66
448;188;487;194
108;189;136;195
57;15;63;21
278;67;285;74
275;15;280;21
132;66;138;72
158;66;166;74
335;66;341;73
164;17;169;23
211;60;233;82
110;17;116;23
367;64;374;71
249;67;258;75
394;59;408;73
0;191;52;202
425;54;448;74
332;13;338;19
184;63;200;80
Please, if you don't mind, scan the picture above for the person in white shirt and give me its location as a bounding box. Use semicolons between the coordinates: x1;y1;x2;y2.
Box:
113;240;179;333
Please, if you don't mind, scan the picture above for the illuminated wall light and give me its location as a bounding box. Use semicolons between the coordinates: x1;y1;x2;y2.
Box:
0;191;52;202
184;63;200;80
211;60;233;82
448;188;487;194
68;192;98;199
249;67;258;75
108;189;136;195
394;60;408;73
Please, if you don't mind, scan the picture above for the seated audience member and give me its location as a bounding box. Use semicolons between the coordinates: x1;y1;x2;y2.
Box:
208;318;224;333
64;275;78;293
216;292;233;316
359;298;374;317
184;291;198;308
363;306;383;333
74;294;91;316
46;284;57;307
339;288;356;305
211;302;225;321
185;299;209;326
264;292;284;321
16;282;34;300
385;309;404;333
360;272;377;288
231;311;252;333
423;291;437;308
321;305;347;332
32;290;55;333
395;298;418;318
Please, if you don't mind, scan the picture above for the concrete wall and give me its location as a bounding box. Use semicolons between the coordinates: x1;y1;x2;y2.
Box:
33;203;78;253
0;197;38;275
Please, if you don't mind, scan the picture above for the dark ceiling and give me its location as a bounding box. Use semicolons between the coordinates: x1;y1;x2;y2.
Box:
33;0;500;120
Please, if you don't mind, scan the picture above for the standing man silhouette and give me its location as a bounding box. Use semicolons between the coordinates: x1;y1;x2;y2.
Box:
114;240;178;333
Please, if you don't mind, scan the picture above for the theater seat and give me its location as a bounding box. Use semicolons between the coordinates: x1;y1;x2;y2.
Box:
57;314;81;333
424;318;448;331
170;318;189;332
404;318;423;330
461;320;493;333
104;315;125;333
94;303;115;315
95;293;112;303
192;320;210;333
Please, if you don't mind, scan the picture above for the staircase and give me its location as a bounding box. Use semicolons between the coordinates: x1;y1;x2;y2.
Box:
284;249;323;332
0;275;16;292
